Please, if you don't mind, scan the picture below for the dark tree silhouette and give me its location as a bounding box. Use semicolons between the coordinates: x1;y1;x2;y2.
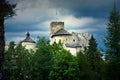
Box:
86;35;103;80
105;0;120;62
105;0;120;80
0;0;16;79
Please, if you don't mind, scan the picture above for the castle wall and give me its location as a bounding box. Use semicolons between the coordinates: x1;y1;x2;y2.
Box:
65;47;77;56
22;42;36;50
76;47;81;53
50;35;70;44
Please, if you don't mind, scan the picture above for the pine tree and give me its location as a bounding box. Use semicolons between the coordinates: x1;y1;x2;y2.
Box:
86;35;103;80
0;0;16;79
105;0;120;62
76;51;91;80
105;1;120;80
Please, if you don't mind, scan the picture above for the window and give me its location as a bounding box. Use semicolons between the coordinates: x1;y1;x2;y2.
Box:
73;39;75;42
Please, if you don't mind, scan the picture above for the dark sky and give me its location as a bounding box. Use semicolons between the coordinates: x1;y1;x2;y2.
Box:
6;0;120;49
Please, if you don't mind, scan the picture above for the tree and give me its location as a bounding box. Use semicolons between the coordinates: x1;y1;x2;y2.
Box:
76;51;91;80
36;36;49;47
3;42;31;80
0;0;16;79
86;35;103;80
14;43;32;80
105;0;120;62
50;42;63;55
49;49;79;80
30;45;53;80
104;1;120;80
3;41;15;80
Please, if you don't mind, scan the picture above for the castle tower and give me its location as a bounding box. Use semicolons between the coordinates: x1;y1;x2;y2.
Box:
50;22;64;37
22;32;36;50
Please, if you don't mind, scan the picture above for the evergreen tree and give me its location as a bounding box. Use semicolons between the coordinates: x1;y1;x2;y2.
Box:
76;51;91;80
0;0;16;79
86;35;103;80
105;0;120;62
105;1;120;80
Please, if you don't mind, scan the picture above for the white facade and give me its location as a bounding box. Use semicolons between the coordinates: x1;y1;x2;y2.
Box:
22;42;36;50
50;35;70;45
64;47;77;56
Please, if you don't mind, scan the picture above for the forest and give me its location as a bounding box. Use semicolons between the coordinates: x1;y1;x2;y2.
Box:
3;36;104;80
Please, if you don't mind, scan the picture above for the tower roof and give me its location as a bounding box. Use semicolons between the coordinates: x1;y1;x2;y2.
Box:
51;29;71;37
22;32;35;43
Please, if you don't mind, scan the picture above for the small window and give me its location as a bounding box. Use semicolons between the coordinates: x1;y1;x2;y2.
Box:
73;39;75;42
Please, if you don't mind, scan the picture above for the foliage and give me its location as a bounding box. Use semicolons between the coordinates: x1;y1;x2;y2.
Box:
76;51;91;80
50;42;63;55
0;0;16;79
36;36;49;47
85;35;104;80
30;45;53;80
105;61;120;80
0;0;16;19
4;1;16;19
49;49;79;80
105;2;120;62
4;38;106;80
104;2;120;80
14;43;32;80
4;42;32;80
4;41;15;79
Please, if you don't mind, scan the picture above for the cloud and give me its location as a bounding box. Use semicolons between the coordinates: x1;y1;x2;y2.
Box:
60;16;98;29
5;32;25;44
6;0;118;48
7;0;57;24
50;0;114;9
6;0;118;25
5;30;49;44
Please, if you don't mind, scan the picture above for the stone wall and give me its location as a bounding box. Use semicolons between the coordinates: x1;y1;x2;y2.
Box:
50;35;70;44
50;22;64;36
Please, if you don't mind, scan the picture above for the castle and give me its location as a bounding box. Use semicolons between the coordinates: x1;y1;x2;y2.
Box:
50;22;90;55
6;21;90;56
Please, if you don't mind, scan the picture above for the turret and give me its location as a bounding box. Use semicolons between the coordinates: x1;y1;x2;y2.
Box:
22;32;36;50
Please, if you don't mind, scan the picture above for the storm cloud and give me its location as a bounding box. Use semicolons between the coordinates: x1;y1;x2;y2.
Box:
6;0;120;48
